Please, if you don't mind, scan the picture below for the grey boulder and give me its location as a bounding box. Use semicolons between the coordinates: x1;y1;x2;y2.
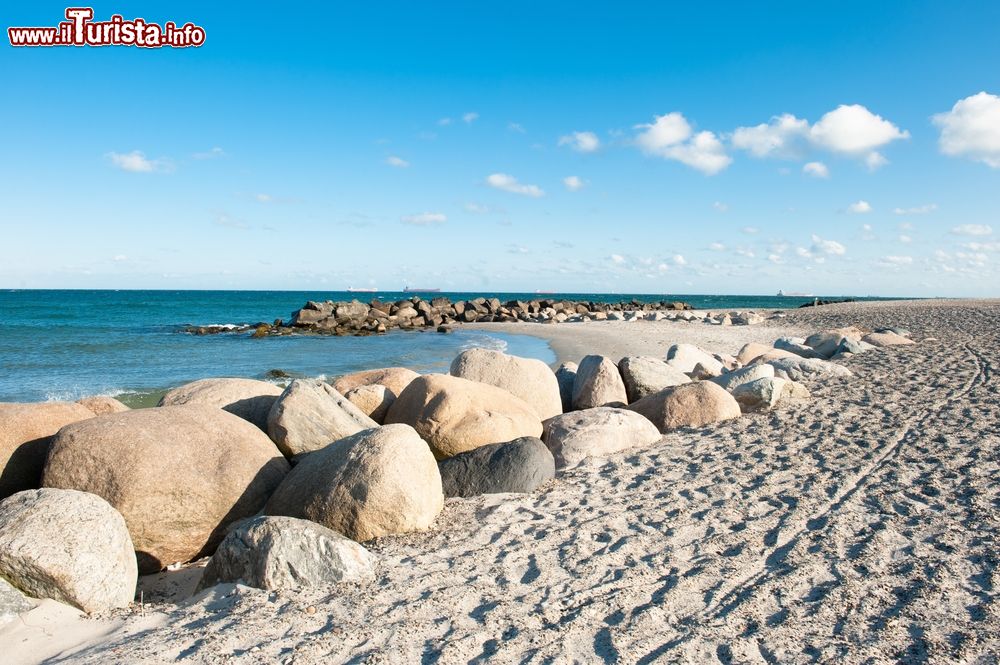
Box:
554;362;577;413
732;377;787;412
198;515;375;592
0;488;137;614
267;379;378;457
767;357;853;381
438;437;554;498
711;363;775;392
542;407;661;468
773;337;824;359
618;356;690;403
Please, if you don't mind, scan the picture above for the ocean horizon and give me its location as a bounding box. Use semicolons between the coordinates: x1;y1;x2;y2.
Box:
0;289;900;404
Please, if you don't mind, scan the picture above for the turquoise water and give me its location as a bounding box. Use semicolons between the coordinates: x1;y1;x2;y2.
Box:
0;290;891;404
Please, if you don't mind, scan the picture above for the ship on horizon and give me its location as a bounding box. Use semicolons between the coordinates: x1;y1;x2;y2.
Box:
403;286;441;293
777;289;814;297
347;286;378;293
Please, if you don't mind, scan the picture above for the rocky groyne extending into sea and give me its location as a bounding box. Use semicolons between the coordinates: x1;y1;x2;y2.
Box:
183;296;772;337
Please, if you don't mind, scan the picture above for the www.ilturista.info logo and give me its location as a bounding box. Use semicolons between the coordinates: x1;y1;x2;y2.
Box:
8;8;205;48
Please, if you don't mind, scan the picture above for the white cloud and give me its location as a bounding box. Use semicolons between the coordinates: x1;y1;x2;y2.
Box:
932;92;1000;168
610;254;626;264
462;112;479;124
437;117;453;126
768;254;784;264
899;234;912;243
508;122;526;133
386;155;410;168
633;113;731;175
731;113;809;158
563;175;585;191
672;254;687;266
401;212;447;226
847;200;872;214
803;161;829;178
962;241;1000;252
879;255;913;267
811;234;847;256
254;193;273;203
809;104;909;158
893;204;937;215
951;224;993;236
485;173;544;197
708;242;726;251
464;202;490;214
106;150;166;173
712;201;728;212
865;151;889;171
742;226;759;234
192;147;225;160
732;104;907;168
558;131;600;153
112;254;127;262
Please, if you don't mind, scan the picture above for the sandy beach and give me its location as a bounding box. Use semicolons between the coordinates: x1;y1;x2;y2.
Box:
3;299;999;664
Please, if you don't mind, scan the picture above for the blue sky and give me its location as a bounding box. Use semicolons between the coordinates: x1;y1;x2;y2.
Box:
1;1;999;295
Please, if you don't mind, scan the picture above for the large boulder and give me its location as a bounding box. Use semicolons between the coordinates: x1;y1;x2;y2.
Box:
554;362;577;413
863;331;916;347
767;357;853;381
449;348;562;420
0;577;32;626
804;327;865;359
750;348;802;364
542;407;661;468
0;402;95;499
773;337;825;359
267;379;378;457
343;384;395;424
0;488;136;613
76;396;130;416
43;406;290;573
627;382;741;433
618;356;690;403
711;364;775;392
331;367;420;397
665;344;725;376
732;377;787;413
736;343;773;365
437;437;554;498
198;516;375;592
384;374;542;459
266;425;443;542
572;355;628;410
159;378;282;430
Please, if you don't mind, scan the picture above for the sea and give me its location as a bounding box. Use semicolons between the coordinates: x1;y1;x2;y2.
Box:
0;290;894;405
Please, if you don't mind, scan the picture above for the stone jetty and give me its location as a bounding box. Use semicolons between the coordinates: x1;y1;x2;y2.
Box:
182;297;777;337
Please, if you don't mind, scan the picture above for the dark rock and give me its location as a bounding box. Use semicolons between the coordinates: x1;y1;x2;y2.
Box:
437;437;554;498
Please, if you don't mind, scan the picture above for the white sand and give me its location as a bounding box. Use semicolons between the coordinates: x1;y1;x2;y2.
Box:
5;299;999;663
466;315;812;366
